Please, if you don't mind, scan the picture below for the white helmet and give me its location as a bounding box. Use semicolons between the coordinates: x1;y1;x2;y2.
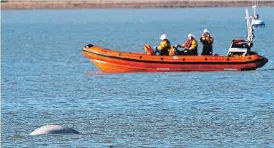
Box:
188;34;193;38
203;29;209;33
160;34;168;40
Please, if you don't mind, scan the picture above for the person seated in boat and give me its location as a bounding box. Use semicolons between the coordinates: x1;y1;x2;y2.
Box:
154;34;171;56
200;29;214;55
174;34;198;55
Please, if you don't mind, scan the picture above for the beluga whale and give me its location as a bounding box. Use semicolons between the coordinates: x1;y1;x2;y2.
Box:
29;125;80;136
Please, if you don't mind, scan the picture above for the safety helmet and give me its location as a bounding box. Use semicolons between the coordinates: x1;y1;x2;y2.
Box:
160;34;168;40
188;34;193;38
203;29;209;33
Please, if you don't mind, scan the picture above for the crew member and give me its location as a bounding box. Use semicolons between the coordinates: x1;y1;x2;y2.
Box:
154;34;171;56
200;29;214;55
175;34;198;55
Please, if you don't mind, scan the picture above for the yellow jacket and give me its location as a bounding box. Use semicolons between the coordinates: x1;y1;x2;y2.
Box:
181;39;197;50
157;39;171;51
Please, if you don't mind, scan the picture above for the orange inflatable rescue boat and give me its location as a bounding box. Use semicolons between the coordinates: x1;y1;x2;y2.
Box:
82;42;267;73
82;6;268;73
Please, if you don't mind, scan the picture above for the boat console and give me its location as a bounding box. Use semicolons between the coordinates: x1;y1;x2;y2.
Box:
227;40;253;57
226;5;265;57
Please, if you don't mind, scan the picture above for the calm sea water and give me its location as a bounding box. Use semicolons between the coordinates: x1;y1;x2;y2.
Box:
2;8;274;147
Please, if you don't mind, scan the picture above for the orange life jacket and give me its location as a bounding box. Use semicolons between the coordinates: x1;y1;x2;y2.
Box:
201;34;213;44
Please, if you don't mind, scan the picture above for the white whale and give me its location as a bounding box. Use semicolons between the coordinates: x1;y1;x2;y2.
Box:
29;125;80;135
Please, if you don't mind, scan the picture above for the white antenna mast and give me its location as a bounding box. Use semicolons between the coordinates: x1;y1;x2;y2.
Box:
245;1;265;42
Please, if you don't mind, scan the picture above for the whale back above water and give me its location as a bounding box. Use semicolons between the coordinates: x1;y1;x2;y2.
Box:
29;125;79;135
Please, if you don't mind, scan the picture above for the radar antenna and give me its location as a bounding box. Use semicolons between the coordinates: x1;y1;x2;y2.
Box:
246;0;265;42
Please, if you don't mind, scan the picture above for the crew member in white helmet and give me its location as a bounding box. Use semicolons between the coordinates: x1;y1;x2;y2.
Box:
175;34;198;55
154;33;171;56
200;29;214;55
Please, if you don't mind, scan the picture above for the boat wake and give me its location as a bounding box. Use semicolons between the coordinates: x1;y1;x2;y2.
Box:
260;68;274;71
87;71;105;75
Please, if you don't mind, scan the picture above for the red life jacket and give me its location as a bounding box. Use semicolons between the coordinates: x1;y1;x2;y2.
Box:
184;39;192;49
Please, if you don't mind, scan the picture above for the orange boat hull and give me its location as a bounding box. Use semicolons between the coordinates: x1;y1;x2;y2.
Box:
82;44;268;73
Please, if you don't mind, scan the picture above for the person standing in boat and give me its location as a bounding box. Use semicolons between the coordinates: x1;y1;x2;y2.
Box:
175;34;198;55
154;34;171;56
200;29;214;55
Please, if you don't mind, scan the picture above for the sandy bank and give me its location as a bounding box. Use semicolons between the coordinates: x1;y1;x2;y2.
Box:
1;1;274;10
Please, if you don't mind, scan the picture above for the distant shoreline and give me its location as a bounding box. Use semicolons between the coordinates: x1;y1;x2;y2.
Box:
2;1;274;10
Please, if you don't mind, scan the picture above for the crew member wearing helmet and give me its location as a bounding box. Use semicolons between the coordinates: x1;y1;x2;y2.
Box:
175;34;198;55
200;29;214;55
154;34;171;56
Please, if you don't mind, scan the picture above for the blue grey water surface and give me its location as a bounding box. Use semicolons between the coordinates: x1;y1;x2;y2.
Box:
1;8;274;148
